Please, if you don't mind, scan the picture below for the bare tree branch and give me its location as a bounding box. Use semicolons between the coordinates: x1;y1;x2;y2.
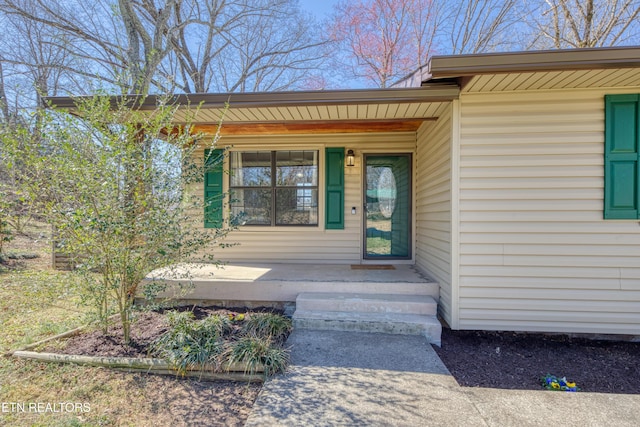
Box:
329;0;436;88
442;0;519;54
525;0;640;49
166;0;328;93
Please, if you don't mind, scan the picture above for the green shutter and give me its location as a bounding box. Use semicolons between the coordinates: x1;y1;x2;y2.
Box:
605;94;640;219
325;147;345;229
204;149;224;228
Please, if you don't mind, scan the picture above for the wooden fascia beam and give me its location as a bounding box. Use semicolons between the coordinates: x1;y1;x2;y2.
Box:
170;119;431;136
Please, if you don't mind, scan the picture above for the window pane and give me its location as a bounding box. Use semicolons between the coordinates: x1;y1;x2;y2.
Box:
230;151;271;187
276;188;318;225
230;188;272;225
276;151;317;186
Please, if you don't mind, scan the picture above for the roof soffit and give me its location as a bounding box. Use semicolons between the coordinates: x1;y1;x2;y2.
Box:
45;84;459;125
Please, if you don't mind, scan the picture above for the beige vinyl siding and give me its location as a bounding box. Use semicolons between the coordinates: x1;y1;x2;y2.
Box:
193;132;416;264
458;87;640;334
415;105;452;323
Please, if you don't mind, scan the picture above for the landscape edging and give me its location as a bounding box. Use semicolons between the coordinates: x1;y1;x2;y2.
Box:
12;350;265;382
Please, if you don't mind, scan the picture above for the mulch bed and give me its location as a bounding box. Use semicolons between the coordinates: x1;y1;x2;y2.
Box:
44;306;283;358
46;308;640;395
433;328;640;394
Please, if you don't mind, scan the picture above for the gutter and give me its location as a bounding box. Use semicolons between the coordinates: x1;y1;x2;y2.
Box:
44;84;460;111
428;46;640;79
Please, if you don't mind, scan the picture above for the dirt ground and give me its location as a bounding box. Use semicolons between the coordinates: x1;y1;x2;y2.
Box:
86;373;261;427
434;328;640;394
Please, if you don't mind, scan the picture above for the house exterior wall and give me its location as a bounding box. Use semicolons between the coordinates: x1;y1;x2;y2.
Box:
193;132;417;264
415;105;453;325
457;87;640;334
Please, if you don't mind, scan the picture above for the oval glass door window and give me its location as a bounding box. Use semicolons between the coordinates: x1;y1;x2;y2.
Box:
365;154;410;259
377;167;396;219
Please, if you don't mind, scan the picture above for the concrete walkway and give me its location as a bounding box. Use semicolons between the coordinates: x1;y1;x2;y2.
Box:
245;330;640;427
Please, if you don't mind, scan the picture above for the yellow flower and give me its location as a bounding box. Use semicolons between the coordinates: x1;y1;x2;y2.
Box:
236;313;245;321
551;382;560;389
566;382;576;388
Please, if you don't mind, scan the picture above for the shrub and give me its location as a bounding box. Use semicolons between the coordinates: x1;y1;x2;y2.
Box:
2;96;230;344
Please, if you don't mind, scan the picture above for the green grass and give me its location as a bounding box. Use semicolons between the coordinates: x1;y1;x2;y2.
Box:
0;265;106;426
0;270;85;352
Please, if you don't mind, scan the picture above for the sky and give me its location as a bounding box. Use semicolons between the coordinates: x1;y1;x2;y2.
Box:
298;0;339;20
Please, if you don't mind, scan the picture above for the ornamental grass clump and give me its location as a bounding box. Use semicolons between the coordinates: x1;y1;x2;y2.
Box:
227;336;290;377
199;313;234;338
242;312;292;344
150;311;232;375
151;310;291;378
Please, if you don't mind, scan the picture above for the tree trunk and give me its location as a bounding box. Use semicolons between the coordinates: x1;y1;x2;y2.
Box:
0;61;10;123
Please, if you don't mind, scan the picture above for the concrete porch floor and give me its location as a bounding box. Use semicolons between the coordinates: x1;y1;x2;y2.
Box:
145;263;439;304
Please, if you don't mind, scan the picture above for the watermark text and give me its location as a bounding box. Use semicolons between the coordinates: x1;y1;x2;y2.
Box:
1;402;90;414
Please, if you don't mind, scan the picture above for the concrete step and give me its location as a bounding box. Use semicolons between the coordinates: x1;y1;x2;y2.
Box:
292;310;442;346
296;292;437;316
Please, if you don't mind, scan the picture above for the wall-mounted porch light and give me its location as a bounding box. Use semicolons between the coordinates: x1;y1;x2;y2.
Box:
346;149;355;167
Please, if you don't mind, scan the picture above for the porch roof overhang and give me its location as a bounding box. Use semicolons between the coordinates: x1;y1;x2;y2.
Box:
45;46;640;132
44;84;460;134
423;46;640;92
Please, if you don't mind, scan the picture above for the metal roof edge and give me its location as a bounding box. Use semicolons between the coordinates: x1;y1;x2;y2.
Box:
427;46;640;79
44;84;460;111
